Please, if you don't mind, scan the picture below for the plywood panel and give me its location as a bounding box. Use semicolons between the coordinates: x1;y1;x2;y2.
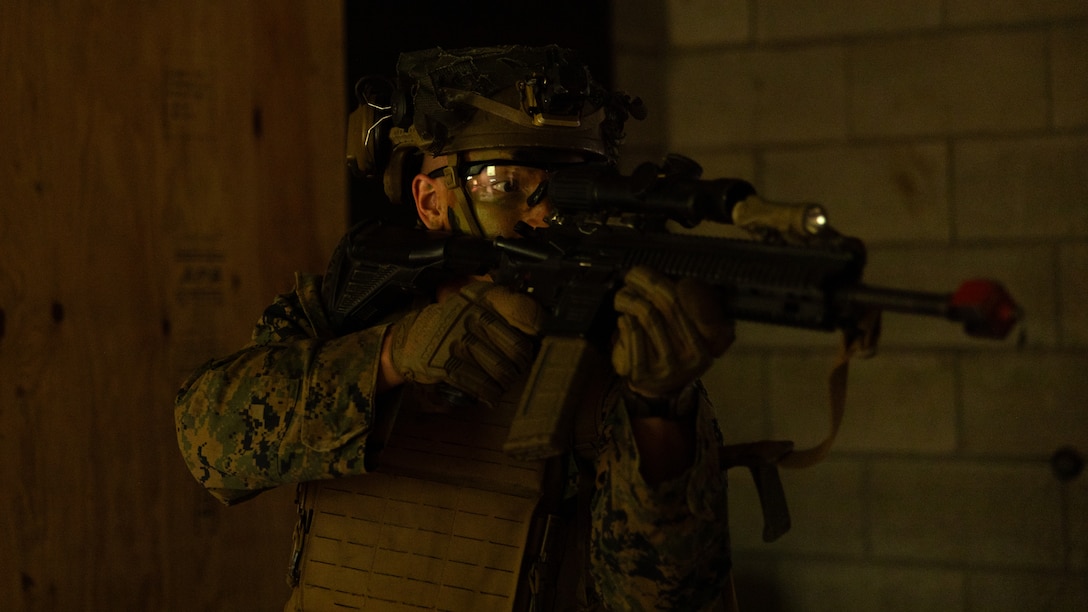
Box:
0;1;344;609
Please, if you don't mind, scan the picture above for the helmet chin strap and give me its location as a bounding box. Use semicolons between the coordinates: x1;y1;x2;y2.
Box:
439;152;486;237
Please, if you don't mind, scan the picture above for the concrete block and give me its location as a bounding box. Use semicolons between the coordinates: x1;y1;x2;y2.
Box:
848;31;1049;137
761;142;951;244
1052;24;1088;129
732;459;867;556
669;45;848;148
729;557;783;612
757;0;942;41
617;144;670;174
861;244;1055;348
731;321;847;350
833;352;958;454
768;351;957;454
945;0;1088;24
1072;475;1087;571
763;349;845;450
954;135;1088;240
612;0;668;50
960;352;1088;456
702;352;769;444
694;150;758;182
667;0;750;47
775;560;965;612
870;459;1065;568
967;570;1088;612
614;51;668;149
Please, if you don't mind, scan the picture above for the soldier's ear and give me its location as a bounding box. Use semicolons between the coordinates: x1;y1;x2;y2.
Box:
412;173;450;231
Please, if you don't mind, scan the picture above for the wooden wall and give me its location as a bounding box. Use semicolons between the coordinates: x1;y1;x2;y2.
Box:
1;2;345;609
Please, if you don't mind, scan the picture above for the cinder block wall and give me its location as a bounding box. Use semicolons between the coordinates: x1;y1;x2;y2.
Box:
615;1;1087;610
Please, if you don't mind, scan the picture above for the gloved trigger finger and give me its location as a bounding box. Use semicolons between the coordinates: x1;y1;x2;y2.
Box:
446;361;505;405
459;332;531;388
473;312;536;371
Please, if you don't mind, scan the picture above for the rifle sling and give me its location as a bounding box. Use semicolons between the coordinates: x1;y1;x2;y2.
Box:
779;308;881;469
719;308;881;542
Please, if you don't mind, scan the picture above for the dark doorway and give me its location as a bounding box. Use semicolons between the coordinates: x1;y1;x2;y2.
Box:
342;0;613;225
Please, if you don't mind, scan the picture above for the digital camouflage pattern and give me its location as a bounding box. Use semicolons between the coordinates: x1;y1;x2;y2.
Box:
591;396;731;609
174;273;732;609
175;274;388;505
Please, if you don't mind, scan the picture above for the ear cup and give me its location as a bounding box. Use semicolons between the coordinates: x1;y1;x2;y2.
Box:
346;76;395;180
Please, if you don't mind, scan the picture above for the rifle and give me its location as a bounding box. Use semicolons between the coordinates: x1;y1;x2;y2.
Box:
324;155;1021;464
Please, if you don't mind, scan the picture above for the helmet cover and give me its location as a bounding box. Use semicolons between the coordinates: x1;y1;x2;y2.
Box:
366;45;644;207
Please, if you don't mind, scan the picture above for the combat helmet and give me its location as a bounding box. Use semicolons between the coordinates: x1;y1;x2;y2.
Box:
346;45;645;236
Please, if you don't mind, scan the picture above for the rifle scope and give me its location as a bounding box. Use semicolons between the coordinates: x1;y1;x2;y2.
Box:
546;163;828;238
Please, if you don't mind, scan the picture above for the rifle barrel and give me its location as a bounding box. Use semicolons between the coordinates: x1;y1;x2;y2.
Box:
841;280;1020;340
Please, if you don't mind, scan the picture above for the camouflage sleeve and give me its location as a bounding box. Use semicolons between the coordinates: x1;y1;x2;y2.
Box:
590;384;731;609
174;273;387;505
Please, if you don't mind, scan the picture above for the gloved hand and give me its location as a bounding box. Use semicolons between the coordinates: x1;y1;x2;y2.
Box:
387;280;543;405
612;266;735;398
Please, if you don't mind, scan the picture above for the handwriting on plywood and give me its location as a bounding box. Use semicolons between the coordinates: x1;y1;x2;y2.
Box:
171;243;226;378
175;246;225;304
164;69;214;141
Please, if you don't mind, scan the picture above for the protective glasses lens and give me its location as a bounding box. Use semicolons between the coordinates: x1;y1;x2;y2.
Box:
464;162;552;208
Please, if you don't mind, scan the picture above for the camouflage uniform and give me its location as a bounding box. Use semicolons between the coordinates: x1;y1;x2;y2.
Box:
175;272;732;610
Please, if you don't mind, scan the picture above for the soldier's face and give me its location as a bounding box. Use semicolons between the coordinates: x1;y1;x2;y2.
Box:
448;148;587;238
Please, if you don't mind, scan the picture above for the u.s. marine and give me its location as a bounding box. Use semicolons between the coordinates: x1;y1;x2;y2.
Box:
175;45;738;611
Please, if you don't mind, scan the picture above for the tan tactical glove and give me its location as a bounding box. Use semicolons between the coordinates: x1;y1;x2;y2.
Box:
612;266;735;398
388;280;543;405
